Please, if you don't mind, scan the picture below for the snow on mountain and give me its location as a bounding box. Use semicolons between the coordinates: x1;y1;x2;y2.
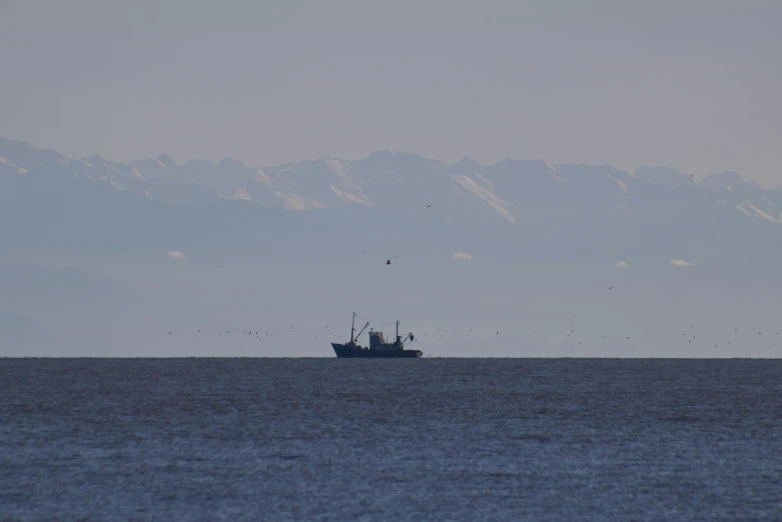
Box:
0;156;27;175
272;191;326;210
736;201;782;223
3;136;782;237
449;171;516;224
228;188;252;201
324;159;372;207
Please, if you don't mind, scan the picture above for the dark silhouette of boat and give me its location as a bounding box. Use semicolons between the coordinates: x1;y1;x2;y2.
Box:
331;313;422;358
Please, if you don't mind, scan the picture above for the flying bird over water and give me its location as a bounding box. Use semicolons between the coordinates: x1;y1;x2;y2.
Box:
386;260;391;265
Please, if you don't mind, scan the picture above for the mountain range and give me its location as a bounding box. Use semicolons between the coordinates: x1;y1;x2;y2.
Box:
1;136;780;267
2;136;778;217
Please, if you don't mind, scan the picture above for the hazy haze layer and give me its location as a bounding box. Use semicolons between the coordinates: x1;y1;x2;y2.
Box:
2;137;782;357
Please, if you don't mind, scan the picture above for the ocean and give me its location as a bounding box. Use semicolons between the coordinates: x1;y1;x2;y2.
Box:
2;358;781;521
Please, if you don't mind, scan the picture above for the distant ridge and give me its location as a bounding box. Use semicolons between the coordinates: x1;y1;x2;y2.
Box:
1;136;779;225
3;135;782;275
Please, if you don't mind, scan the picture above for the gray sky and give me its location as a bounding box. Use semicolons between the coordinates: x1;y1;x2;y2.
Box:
1;0;780;186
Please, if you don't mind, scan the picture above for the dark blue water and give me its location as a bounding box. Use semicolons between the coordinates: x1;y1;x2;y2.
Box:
2;359;781;521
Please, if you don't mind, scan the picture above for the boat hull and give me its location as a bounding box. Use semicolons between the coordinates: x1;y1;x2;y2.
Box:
332;343;422;358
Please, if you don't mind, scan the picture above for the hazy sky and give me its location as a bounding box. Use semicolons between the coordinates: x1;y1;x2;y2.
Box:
1;0;780;186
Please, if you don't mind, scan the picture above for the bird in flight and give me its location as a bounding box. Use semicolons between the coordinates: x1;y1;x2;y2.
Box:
386;259;391;265
608;286;613;290
427;205;431;208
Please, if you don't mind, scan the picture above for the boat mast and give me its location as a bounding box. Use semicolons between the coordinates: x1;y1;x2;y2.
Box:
350;312;356;344
396;320;400;344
